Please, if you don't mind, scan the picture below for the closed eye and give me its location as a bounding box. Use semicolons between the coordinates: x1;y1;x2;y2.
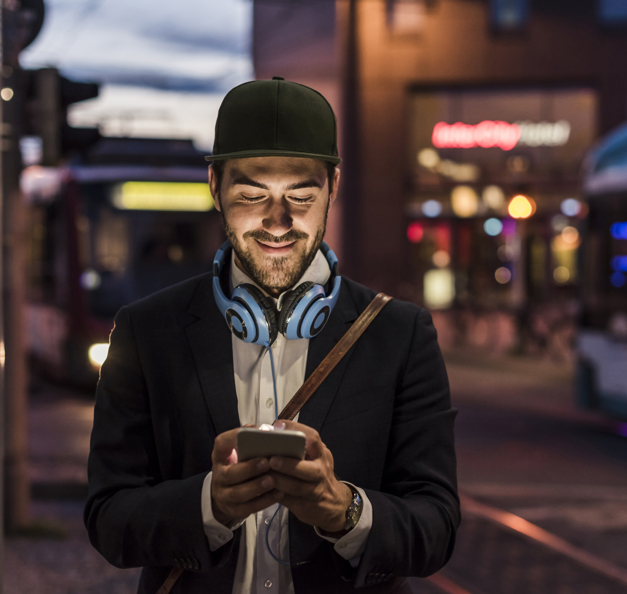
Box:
288;195;314;204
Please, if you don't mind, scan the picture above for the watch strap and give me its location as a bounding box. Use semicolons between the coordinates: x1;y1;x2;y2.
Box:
319;484;363;538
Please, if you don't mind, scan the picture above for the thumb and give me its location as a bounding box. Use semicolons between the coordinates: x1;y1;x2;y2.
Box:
212;428;240;464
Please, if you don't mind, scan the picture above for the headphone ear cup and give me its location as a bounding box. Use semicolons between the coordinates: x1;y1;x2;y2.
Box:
239;283;278;345
278;282;314;336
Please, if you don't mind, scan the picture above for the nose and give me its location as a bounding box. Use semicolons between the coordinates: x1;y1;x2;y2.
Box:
262;198;293;236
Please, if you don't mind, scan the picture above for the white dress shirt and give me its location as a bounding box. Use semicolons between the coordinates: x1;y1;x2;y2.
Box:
200;249;373;593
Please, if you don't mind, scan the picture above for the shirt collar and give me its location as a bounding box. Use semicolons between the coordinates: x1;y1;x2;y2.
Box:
230;247;332;310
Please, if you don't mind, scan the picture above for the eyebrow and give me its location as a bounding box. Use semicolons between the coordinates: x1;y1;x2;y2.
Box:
231;174;323;191
232;175;268;190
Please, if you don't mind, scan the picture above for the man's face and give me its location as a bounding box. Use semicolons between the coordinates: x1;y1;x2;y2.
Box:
209;157;340;297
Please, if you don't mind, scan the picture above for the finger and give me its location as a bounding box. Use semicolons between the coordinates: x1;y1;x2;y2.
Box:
221;490;285;522
218;473;277;505
269;472;319;499
216;457;270;487
269;456;325;482
275;421;324;460
212;428;242;464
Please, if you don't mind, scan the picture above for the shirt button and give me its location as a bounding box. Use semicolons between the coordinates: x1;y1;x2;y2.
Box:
264;517;271;525
264;579;273;588
266;398;274;408
218;534;226;541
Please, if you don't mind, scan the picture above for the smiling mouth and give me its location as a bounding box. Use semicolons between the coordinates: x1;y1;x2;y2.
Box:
256;240;297;255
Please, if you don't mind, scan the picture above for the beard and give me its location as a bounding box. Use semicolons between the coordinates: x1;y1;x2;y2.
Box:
221;208;328;296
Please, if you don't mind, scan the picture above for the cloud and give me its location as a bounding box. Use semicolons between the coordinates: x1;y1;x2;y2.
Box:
20;0;252;92
68;83;224;150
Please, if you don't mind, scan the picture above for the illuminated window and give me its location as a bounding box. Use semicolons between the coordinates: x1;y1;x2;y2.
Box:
491;0;530;32
386;0;428;34
599;0;627;23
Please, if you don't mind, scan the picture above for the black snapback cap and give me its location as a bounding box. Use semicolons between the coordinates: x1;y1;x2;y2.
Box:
206;76;341;165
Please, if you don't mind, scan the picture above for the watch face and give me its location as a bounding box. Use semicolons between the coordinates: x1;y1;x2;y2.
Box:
345;490;363;530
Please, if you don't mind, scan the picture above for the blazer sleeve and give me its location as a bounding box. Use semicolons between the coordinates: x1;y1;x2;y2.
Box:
83;306;237;572
354;307;460;586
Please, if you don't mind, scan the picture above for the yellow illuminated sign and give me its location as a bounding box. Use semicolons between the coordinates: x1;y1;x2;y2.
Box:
112;182;214;212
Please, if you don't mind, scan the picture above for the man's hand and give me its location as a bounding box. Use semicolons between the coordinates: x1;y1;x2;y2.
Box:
268;420;353;533
211;427;282;526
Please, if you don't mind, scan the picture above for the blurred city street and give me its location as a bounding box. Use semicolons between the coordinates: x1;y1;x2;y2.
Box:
4;0;627;593
5;347;627;593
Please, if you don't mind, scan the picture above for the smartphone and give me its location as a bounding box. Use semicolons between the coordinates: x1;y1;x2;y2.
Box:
237;427;307;462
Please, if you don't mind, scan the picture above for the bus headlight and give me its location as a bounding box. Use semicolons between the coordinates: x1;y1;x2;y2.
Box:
88;343;110;367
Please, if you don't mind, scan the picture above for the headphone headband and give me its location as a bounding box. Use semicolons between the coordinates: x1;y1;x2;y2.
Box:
213;240;341;346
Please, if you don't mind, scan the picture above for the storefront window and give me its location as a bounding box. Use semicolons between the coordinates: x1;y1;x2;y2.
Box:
406;87;597;309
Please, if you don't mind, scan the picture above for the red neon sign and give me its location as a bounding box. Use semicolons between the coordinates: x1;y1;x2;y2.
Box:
432;120;521;151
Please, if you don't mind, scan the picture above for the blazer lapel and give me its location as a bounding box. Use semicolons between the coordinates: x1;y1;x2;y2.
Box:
297;280;359;433
185;274;241;436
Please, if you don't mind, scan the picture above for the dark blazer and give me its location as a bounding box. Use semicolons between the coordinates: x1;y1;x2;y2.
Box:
84;273;460;593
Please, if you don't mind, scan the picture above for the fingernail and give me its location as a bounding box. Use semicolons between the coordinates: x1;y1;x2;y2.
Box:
273;421;286;431
270;457;283;470
261;477;273;489
257;459;268;471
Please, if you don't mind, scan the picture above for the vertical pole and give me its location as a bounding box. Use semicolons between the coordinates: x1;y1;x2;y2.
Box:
0;3;5;591
341;0;362;281
3;13;29;538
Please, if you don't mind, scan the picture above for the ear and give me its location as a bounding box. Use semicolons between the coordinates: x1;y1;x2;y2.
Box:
329;167;340;205
208;165;221;212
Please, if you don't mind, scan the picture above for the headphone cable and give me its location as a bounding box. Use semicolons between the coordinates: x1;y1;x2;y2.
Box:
264;344;290;566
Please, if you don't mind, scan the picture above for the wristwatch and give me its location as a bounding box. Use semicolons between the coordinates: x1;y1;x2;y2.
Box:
322;484;363;537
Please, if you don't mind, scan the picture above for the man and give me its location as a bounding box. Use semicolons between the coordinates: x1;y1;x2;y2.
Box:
85;77;460;594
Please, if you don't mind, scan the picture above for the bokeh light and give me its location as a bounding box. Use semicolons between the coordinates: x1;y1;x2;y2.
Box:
501;219;517;237
451;185;479;218
424;268;455;309
611;272;626;288
560;198;581;217
611;222;627;240
417;148;440;169
553;266;570;284
561;226;579;245
612;256;627;271
508;195;536;219
482;185;506;211
88;344;110;367
495;267;512;284
432;250;451;268
407;221;424;243
80;269;102;290
422;200;442;217
484;218;503;236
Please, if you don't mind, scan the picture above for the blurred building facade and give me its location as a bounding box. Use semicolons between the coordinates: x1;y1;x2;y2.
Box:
253;0;627;352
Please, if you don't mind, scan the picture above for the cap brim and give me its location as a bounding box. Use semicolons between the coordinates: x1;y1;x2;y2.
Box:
205;148;341;165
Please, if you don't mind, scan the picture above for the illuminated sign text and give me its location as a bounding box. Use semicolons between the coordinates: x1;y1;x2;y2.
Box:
432;120;571;151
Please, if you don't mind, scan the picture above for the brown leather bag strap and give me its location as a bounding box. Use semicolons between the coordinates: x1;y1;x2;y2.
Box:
278;292;393;421
156;292;392;594
156;567;184;594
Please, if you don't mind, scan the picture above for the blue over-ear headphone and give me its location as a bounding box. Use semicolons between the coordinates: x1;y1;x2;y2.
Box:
212;240;341;346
